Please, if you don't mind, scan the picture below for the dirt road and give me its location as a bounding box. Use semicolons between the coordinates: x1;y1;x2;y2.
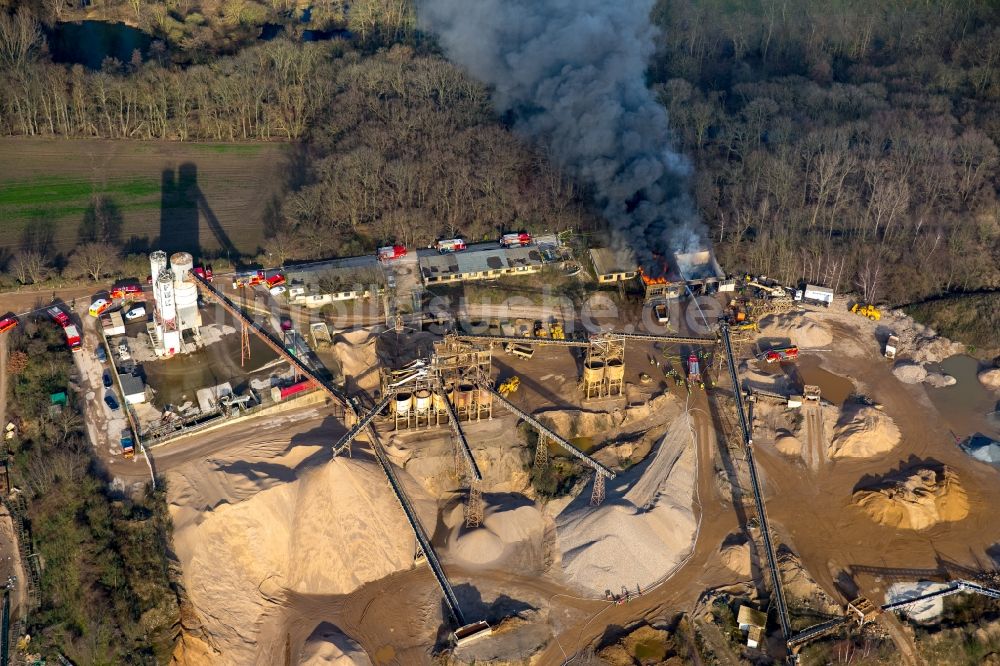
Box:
802;399;826;471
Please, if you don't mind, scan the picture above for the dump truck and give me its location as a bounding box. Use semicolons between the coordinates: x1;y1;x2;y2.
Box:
885;335;899;360
120;430;135;459
504;343;534;359
533;320;549;338
310;322;333;349
653;303;669;324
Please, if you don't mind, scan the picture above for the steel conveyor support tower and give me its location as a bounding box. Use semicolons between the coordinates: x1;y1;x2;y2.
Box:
721;322;792;642
477;379;615;505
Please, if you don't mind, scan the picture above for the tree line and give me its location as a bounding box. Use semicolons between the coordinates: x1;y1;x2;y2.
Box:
651;0;1000;307
0;9;336;140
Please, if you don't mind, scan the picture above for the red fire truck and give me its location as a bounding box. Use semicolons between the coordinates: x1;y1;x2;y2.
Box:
435;238;467;253
0;313;19;334
762;346;799;363
499;232;532;248
378;245;408;261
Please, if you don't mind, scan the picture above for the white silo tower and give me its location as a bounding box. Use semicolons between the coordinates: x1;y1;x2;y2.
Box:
150;250;168;285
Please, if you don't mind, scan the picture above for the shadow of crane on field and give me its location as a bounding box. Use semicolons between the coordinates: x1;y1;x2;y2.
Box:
159;162;241;264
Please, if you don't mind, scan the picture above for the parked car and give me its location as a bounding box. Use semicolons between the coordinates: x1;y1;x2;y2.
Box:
102;370;112;388
124;306;147;321
88;298;111;317
104;393;120;410
269;285;287;296
95;345;107;363
118;343;131;361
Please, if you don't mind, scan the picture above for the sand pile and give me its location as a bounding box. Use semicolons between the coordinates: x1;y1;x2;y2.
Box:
332;329;377;387
447;502;547;570
980;368;1000;392
171;457;423;664
299;623;372;665
555;413;697;595
893;362;927;384
882;310;964;364
828;404;901;458
776;548;841;612
886;582;951;622
775;432;803;457
759;311;833;348
924;372;957;388
719;535;751;577
854;466;969;530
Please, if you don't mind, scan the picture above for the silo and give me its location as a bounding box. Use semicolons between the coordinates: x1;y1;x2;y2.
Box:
605;359;625;396
582;360;606;385
174;281;200;330
156;270;176;327
413;389;432;413
150;250;168;285
454;384;474;410
170;252;194;284
432;391;450;414
394;393;413;416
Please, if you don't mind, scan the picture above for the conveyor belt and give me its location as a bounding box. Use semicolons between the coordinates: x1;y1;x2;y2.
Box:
452;333;592;347
191;272;468;627
610;331;718;345
721;323;792;641
367;433;467;626
478;380;614;479
332;391;394;455
191;272;353;410
437;385;483;482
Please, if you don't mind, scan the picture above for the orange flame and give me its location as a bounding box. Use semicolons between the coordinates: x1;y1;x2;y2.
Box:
637;267;669;285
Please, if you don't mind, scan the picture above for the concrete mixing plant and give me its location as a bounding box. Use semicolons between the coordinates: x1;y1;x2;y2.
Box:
149;250;202;356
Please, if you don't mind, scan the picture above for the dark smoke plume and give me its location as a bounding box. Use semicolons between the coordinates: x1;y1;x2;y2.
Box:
418;0;706;268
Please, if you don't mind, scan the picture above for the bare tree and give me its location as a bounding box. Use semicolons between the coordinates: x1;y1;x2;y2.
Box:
10;249;48;284
65;242;121;281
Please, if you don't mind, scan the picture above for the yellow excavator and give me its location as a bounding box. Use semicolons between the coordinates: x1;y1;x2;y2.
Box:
498;376;520;397
550;320;566;340
851;303;881;320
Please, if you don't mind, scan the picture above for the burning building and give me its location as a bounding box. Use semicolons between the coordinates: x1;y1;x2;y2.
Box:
150;250;202;356
639;249;727;301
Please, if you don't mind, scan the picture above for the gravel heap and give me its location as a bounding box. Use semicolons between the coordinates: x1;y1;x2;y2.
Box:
555;413;697;595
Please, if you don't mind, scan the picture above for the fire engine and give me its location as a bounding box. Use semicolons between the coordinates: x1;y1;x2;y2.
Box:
0;313;18;334
687;353;702;382
265;273;286;289
378;245;407;261
762;346;799;363
192;266;213;282
233;270;266;289
499;232;532;248
110;279;143;300
435;238;467;253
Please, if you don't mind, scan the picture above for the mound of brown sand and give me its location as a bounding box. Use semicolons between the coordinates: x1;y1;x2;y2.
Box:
775;433;803;457
720;536;751;577
171;457;423;664
829;404;901;458
980;368;1000;392
854;466;969;530
758;311;833;348
299;623;371;665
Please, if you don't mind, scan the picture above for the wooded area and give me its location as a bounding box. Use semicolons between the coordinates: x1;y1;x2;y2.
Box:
650;0;1000;306
6;322;176;663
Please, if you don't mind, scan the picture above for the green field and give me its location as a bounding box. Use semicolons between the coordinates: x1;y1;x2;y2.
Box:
0;138;287;258
0;175;161;222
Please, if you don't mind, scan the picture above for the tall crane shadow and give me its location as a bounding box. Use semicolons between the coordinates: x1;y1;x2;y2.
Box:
159;162;241;263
